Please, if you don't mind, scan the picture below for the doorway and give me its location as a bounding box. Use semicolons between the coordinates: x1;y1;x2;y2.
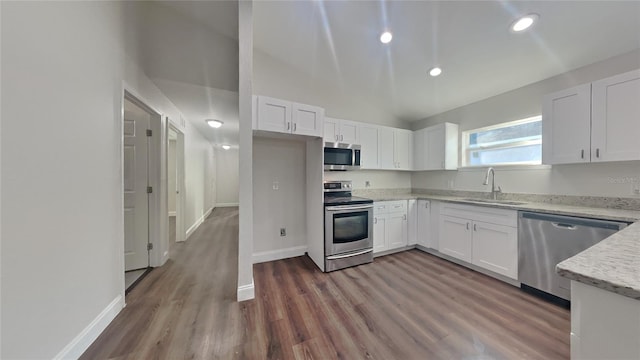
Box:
167;122;185;243
123;97;151;289
168;122;186;244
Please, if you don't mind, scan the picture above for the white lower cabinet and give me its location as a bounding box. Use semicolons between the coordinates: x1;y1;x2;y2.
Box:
438;203;518;280
407;199;417;246
439;215;472;262
373;200;408;254
471;221;518;279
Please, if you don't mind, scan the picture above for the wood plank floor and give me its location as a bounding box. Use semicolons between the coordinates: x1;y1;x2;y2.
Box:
81;207;570;359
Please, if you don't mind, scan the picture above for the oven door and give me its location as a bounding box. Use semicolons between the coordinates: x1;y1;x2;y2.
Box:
324;204;373;256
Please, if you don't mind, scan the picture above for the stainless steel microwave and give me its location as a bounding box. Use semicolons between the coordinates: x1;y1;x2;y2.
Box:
324;142;361;170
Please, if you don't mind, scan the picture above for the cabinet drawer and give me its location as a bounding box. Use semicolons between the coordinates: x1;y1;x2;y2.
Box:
440;203;517;227
374;200;407;214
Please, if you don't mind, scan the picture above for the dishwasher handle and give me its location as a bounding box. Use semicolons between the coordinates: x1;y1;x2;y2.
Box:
552;222;577;230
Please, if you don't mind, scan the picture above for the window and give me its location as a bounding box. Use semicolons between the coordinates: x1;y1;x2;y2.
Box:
462;116;542;167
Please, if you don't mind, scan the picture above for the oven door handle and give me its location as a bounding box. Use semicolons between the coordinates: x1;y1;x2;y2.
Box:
326;204;374;211
326;248;373;260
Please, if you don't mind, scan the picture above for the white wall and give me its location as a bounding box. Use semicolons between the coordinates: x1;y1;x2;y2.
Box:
215;148;239;206
412;50;640;198
184;123;216;234
254;50;411;130
252;138;308;256
324;170;412;190
237;0;255;301
1;1;216;358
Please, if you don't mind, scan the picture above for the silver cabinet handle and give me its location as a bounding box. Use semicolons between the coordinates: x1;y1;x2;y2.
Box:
335;135;338;141
473;224;477;231
403;214;407;220
581;149;584;159
374;217;378;224
287;122;290;130
293;122;297;132
340;135;343;141
466;222;470;230
596;148;600;158
425;202;429;208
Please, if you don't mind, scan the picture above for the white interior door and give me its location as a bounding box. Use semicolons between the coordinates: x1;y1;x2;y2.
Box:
124;100;150;271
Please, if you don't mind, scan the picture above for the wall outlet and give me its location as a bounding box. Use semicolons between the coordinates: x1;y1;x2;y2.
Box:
365;181;371;187
633;183;640;195
280;228;286;236
272;181;279;190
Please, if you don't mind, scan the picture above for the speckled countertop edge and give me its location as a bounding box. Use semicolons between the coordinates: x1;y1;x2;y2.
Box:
556;222;640;300
359;191;640;300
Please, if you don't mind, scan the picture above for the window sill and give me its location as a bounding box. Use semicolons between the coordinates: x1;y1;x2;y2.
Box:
458;164;551;171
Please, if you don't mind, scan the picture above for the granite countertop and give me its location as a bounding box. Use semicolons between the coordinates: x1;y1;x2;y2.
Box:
557;222;640;300
364;193;640;222
359;189;640;299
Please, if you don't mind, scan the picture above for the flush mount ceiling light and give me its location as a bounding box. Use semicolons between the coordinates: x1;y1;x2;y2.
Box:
379;31;393;44
429;67;442;77
511;13;539;32
206;119;223;128
222;145;231;150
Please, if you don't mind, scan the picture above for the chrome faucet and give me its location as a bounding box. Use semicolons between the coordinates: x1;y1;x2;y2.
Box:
483;167;502;200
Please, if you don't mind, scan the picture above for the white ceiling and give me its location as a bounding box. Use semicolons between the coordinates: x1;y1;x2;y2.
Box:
139;1;640;146
253;1;640;122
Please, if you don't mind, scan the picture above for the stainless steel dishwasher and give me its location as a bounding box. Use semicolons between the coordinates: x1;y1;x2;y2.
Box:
518;212;628;301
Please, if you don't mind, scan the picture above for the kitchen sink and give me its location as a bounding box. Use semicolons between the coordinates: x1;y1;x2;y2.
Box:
461;198;527;206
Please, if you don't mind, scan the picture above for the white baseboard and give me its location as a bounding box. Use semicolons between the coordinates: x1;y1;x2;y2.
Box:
185;207;213;240
53;295;124;360
252;245;308;264
168;211;176;217
215;202;239;207
237;280;255;302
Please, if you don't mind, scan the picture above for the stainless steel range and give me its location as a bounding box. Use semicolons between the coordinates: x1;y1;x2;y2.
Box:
324;180;373;272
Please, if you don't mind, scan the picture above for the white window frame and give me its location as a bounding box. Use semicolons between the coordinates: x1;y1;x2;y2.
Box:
461;115;542;168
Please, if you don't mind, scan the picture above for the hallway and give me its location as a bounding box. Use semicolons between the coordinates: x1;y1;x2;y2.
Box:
81;207;241;359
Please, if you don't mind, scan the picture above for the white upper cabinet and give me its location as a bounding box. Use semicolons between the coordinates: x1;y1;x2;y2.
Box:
324;117;359;143
591;69;640;162
378;127;413;170
395;129;413;170
542;84;592;164
379;127;395;169
257;96;292;133
359;124;379;169
292;103;324;137
255;96;324;137
542;69;640;165
414;122;459;170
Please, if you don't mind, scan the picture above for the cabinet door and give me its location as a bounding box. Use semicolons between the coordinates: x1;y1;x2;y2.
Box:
542;84;592;164
407;200;417;246
426;125;446;170
257;96;291;133
413;129;426;171
591;69;640;162
379;127;395;169
416;200;431;248
386;212;408;250
324;117;339;142
292;103;324;137
340;120;359;144
373;214;387;253
359;125;379;169
394;129;412;170
471;221;517;279
439;215;472;262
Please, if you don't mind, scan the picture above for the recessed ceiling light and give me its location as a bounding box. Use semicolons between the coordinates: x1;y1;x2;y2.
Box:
206;119;223;128
511;14;539;32
379;31;393;44
429;67;442;77
222;145;231;150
